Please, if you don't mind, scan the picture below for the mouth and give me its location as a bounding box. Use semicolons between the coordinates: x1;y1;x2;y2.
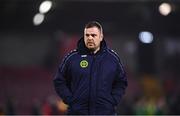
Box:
87;42;94;45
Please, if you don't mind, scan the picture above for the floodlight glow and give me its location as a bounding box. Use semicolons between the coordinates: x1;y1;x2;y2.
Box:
33;13;45;26
159;3;172;16
39;0;52;14
139;31;153;44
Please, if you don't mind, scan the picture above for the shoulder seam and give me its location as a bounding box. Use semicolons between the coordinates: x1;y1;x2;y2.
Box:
107;49;120;62
60;49;78;72
107;49;125;73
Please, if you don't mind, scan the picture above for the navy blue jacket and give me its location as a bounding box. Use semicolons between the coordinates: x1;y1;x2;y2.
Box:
53;38;128;115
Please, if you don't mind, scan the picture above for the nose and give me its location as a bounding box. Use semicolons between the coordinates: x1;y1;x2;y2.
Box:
88;35;93;40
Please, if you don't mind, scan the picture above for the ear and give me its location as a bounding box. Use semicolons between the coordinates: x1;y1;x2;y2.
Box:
100;33;103;41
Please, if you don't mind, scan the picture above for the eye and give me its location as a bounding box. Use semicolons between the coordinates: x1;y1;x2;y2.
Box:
91;34;96;37
85;34;89;37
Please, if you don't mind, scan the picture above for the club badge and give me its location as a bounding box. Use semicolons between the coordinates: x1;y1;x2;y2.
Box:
80;60;88;68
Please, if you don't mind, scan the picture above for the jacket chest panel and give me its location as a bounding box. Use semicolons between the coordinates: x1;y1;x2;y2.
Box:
70;56;92;77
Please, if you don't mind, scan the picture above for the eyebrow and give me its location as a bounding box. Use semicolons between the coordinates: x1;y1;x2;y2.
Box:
85;33;97;37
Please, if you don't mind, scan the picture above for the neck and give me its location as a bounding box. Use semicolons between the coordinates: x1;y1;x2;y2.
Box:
93;47;100;54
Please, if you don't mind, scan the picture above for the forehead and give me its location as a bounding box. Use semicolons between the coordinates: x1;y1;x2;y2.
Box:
84;27;100;34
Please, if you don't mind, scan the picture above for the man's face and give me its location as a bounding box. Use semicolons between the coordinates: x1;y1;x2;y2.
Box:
84;27;103;52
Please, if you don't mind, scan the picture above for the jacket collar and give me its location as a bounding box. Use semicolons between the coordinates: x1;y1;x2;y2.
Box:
77;37;107;55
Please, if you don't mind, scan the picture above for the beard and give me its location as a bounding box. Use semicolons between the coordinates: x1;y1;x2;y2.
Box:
88;47;96;52
86;42;100;53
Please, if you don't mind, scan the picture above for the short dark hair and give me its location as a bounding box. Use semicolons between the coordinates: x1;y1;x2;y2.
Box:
85;21;103;33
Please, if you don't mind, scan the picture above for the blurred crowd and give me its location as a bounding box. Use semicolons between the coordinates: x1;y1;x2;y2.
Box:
0;32;179;115
0;69;179;115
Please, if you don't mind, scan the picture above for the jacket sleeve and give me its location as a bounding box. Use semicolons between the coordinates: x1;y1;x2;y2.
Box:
53;56;73;105
111;59;128;106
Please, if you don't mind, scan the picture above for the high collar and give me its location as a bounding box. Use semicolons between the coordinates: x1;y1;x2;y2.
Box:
77;37;107;55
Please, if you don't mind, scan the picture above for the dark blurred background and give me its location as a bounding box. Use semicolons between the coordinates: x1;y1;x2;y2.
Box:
0;0;180;115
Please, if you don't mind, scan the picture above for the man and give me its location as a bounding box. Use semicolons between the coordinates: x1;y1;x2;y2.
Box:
53;21;128;115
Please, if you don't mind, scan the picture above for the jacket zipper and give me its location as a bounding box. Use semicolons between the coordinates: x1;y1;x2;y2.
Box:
88;55;96;114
